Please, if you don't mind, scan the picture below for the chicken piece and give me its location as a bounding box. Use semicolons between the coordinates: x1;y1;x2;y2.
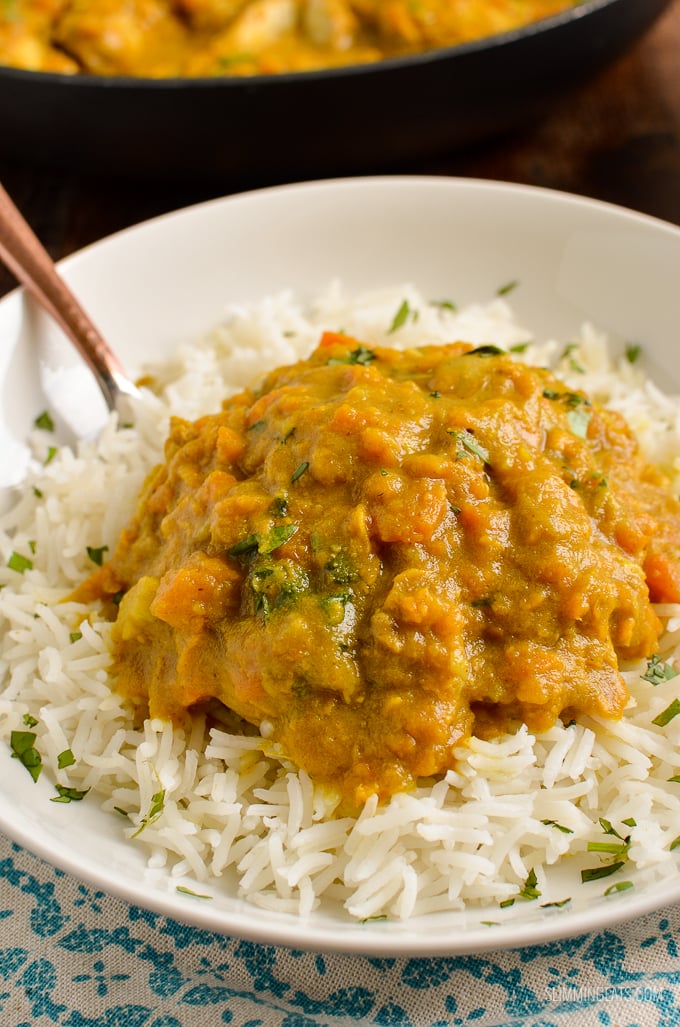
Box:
0;0;78;71
302;0;357;49
172;0;246;30
53;0;189;76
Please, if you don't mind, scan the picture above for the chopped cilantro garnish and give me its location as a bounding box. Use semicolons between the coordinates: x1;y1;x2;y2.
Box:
604;881;634;895
566;408;591;439
447;429;490;464
132;788;166;837
7;551;33;574
270;496;289;516
57;749;76;769
642;654;677;686
500;868;540;907
44;446;58;465
51;784;90;803
540;898;571;909
34;410;55;431
291;461;310;484
86;545;109;566
388;299;411;334
69;631;82;644
581;861;626;883
22;713;38;728
10;730;42;782
625;343;642;364
429;299;457;311
465;345;505;357
541;820;574;834
652;698;680;727
497;280;518;296
328;345;376;366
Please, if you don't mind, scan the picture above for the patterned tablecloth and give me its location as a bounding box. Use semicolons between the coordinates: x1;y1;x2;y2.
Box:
3;832;680;1027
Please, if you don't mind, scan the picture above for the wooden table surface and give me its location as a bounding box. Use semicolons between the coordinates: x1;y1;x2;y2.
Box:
0;0;678;300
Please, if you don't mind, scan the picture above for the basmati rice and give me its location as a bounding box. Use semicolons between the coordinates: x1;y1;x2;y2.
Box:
2;282;680;923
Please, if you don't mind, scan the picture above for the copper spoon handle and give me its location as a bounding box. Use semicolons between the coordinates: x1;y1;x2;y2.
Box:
0;180;138;413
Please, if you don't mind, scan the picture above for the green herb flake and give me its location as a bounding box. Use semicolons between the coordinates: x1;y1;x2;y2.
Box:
669;776;680;784
543;389;561;400
499;869;541;908
497;280;518;296
388;299;411;334
671;836;680;851
34;410;55;431
113;806;129;818
227;534;260;559
518;868;541;901
652;698;680;727
132;788;166;837
587;840;630;857
10;730;42;782
248;419;267;432
540;898;571;909
566;407;592;439
604;881;634;895
22;713;38;727
509;342;531;354
270;496;289;517
176;885;212;899
429;299;457;312
346;345;376;366
541;819;574;834
57;748;76;769
447;429;490;464
622;817;637;828
291;461;310;484
7;551;33;574
471;597;493;608
642;654;677;686
33;486;43;499
69;631;83;644
259;524;298;554
466;345;505;357
481;920;500;926
51;784;90;803
561;343;585;374
86;545;109;567
625;343;642;364
44;446;58;465
581;860;626;883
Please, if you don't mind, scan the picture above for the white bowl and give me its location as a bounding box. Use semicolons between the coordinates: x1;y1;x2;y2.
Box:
1;176;680;955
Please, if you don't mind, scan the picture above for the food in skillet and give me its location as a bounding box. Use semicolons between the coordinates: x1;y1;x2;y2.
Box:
76;331;680;810
1;0;582;77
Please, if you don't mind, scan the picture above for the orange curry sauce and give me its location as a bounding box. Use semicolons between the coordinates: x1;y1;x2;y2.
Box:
78;335;680;810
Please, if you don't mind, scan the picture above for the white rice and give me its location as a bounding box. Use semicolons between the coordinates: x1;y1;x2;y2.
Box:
2;281;680;922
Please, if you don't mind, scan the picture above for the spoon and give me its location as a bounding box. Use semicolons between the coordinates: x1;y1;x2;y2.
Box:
0;180;140;419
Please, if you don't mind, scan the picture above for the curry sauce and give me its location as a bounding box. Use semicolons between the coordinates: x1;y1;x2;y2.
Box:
78;335;680;808
2;0;580;77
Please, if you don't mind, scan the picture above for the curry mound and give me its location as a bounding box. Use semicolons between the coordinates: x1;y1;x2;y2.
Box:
79;334;680;809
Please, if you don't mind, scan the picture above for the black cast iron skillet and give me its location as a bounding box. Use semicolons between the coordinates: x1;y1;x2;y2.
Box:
0;0;673;184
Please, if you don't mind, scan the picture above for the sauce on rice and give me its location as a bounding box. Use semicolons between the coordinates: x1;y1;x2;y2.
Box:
77;334;680;809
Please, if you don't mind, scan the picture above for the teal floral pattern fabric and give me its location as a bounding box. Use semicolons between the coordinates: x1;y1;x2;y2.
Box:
2;832;679;1027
